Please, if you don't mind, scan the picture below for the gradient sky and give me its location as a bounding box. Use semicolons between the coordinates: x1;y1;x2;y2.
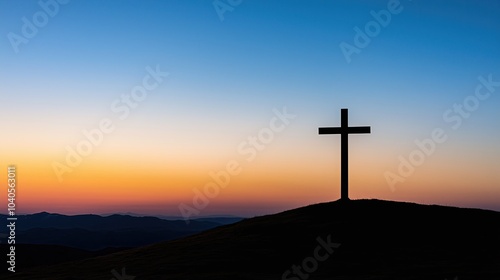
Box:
1;0;499;217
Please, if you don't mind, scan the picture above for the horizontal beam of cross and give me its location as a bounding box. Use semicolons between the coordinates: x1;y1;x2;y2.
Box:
318;126;371;134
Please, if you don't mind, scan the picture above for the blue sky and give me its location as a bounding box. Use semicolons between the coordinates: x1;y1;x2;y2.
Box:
1;0;499;215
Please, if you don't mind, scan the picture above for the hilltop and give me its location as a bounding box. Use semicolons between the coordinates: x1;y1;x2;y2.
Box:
4;199;500;279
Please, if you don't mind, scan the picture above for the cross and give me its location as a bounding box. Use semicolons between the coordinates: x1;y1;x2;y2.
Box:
319;108;371;201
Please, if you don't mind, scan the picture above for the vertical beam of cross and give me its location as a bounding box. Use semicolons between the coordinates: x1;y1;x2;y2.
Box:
318;108;371;201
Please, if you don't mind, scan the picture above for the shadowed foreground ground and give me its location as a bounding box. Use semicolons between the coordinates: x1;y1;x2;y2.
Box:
4;199;500;279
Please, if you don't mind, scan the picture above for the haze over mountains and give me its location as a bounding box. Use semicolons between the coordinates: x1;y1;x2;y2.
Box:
0;212;242;250
4;199;500;280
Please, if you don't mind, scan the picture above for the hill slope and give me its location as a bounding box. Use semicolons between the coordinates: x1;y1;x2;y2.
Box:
4;199;500;279
0;212;226;250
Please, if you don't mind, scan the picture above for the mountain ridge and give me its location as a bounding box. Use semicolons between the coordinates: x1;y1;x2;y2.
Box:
4;199;500;279
0;212;237;251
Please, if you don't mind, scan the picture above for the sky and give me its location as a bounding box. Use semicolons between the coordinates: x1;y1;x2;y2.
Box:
0;0;499;218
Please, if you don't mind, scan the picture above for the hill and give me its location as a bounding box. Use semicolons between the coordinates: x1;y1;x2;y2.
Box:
0;212;231;250
0;244;126;274
4;199;500;279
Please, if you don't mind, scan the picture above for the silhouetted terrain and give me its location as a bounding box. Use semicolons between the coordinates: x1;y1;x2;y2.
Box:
4;200;500;279
192;216;244;225
0;212;235;250
0;244;127;275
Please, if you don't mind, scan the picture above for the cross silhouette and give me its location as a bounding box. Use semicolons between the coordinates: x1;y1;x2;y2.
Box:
319;108;371;201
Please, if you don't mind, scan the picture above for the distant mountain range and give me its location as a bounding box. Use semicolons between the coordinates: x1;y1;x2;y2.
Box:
3;199;500;279
0;212;243;250
100;211;245;223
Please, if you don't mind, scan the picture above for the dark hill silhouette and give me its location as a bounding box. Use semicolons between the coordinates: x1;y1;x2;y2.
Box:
4;199;500;279
0;244;127;275
1;212;222;231
0;212;232;250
